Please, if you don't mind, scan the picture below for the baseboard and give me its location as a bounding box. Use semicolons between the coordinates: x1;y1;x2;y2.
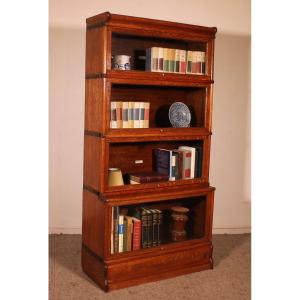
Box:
212;227;251;234
49;227;82;234
49;227;251;235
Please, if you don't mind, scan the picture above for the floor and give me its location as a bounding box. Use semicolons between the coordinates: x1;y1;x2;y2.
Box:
49;234;251;300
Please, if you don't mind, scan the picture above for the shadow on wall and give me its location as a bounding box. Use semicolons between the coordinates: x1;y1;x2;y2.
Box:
211;33;251;229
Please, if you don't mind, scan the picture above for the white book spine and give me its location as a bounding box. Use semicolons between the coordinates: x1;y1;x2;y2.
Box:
133;102;140;128
110;102;117;128
118;215;124;253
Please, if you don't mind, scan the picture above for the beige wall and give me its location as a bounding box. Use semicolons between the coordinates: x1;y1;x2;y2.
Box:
49;0;251;233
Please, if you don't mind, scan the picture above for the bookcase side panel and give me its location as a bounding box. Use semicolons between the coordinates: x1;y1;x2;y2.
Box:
85;78;104;133
86;26;108;74
84;135;101;192
82;189;105;258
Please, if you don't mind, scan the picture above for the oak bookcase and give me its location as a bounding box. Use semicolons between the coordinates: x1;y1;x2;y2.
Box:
82;12;217;292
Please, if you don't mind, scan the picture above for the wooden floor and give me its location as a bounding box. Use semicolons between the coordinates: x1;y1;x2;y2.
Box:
49;234;251;300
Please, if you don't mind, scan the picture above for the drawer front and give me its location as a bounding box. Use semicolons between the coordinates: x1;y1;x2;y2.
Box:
108;245;210;283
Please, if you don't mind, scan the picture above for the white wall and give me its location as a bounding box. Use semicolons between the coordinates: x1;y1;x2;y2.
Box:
49;0;251;234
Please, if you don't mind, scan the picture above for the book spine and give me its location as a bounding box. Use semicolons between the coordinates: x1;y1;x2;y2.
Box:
169;48;175;73
111;207;114;254
128;102;134;128
133;102;140;128
163;48;169;72
141;209;148;249
186;51;193;73
113;206;119;253
195;51;201;74
175;49;180;73
191;51;197;74
152;210;158;247
144;102;150;128
116;101;122;128
182;150;192;179
169;151;176;181
110;102;117;128
177;151;183;180
157;210;163;245
127;218;133;251
173;152;179;180
132;219;141;250
152;47;159;71
122;102;129;128
130;174;169;183
145;48;151;71
179;50;186;73
118;215;124;253
190;147;196;179
123;217;128;251
158;47;164;72
146;209;153;247
139;102;145;128
154;149;170;176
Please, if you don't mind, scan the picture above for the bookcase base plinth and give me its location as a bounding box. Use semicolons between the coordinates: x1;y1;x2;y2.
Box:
82;242;213;292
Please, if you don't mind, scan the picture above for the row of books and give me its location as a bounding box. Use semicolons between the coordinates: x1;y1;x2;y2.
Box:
110;101;150;128
129;145;203;184
146;47;206;75
111;207;163;253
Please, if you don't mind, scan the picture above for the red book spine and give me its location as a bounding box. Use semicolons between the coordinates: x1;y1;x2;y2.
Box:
184;152;191;178
132;219;141;250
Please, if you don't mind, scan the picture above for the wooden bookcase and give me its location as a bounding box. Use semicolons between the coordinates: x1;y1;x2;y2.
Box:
82;12;217;292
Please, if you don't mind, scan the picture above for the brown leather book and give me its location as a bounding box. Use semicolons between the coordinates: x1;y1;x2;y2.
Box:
129;171;169;184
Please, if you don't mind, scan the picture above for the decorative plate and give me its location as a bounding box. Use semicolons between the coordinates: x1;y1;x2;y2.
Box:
168;102;191;128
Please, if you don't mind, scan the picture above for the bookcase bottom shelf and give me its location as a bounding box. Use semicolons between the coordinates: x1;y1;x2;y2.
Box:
82;242;213;292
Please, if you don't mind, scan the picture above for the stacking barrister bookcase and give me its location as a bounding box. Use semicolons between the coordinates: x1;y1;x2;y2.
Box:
82;11;217;292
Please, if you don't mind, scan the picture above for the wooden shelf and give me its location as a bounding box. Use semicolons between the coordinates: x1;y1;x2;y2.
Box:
105;127;211;141
87;70;213;87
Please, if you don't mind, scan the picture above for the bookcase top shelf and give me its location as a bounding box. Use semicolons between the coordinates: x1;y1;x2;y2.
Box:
86;12;217;38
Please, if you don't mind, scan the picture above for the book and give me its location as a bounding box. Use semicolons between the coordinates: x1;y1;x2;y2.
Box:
158;47;164;72
144;102;150;128
186;51;193;74
179;146;196;178
156;209;163;245
132;217;141;250
141;208;148;249
163;48;169;72
123;217;128;251
150;209;158;247
153;148;174;181
191;51;197;74
133;102;140;128
178;148;192;179
110;102;117;128
129;171;169;184
200;51;206;74
145;47;159;71
111;207;114;254
113;206;119;253
146;209;153;247
174;49;180;73
122;102;129;128
170;151;176;181
179;50;186;73
118;215;124;253
195;51;202;74
194;146;203;178
116;101;122;128
125;216;134;251
139;102;145;128
128;101;134;128
169;48;176;72
172;149;183;180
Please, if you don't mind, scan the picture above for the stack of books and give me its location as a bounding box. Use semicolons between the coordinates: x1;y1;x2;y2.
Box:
145;47;206;75
153;145;203;181
111;207;163;253
110;101;150;129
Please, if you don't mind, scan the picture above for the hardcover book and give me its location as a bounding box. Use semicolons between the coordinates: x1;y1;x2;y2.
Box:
163;48;169;72
141;208;148;249
118;215;124;253
179;146;196;178
186;51;193;74
146;209;153;247
122;102;129;128
178;148;192;179
128;101;134;128
133;102;140;128
132;217;141;250
125;216;134;251
144;102;150;128
129;171;169;184
139;102;145;128
158;47;164;72
110;102;117;128
179;50;186;73
116;101;122;128
175;49;180;73
113;206;119;253
153;148;172;180
150;209;158;247
156;209;163;245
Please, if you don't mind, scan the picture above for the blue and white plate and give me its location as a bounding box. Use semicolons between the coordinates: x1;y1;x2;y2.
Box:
168;102;191;128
